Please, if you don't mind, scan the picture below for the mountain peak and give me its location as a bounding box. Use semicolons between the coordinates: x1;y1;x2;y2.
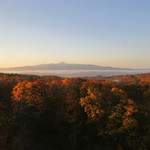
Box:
58;62;67;64
0;62;133;71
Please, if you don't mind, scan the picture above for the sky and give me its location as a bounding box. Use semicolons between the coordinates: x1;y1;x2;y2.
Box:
0;0;150;68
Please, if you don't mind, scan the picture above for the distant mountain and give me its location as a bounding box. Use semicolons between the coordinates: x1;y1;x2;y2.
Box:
0;62;134;71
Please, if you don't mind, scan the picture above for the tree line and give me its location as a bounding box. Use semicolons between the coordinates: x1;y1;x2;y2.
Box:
0;74;149;150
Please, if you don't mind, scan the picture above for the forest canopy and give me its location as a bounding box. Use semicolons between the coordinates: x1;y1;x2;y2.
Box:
0;73;149;150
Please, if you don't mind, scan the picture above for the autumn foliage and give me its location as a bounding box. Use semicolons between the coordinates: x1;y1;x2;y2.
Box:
0;73;149;150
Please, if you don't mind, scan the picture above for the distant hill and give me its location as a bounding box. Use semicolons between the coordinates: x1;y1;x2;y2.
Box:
0;62;136;71
95;73;150;83
0;63;150;77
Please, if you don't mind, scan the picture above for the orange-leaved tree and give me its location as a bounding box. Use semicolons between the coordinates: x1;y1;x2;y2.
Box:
12;80;49;110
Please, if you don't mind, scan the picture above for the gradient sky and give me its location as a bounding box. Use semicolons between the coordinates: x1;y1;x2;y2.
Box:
0;0;150;68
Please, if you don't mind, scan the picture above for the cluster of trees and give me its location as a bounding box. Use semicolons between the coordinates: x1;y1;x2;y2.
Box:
105;73;150;84
0;74;149;150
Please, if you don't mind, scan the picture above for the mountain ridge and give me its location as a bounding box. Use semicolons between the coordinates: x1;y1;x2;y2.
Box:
0;62;135;71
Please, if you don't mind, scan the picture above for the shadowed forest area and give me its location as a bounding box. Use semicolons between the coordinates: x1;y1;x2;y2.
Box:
0;73;149;150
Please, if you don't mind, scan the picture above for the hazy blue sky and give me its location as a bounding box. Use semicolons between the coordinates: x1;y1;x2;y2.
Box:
0;0;150;68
